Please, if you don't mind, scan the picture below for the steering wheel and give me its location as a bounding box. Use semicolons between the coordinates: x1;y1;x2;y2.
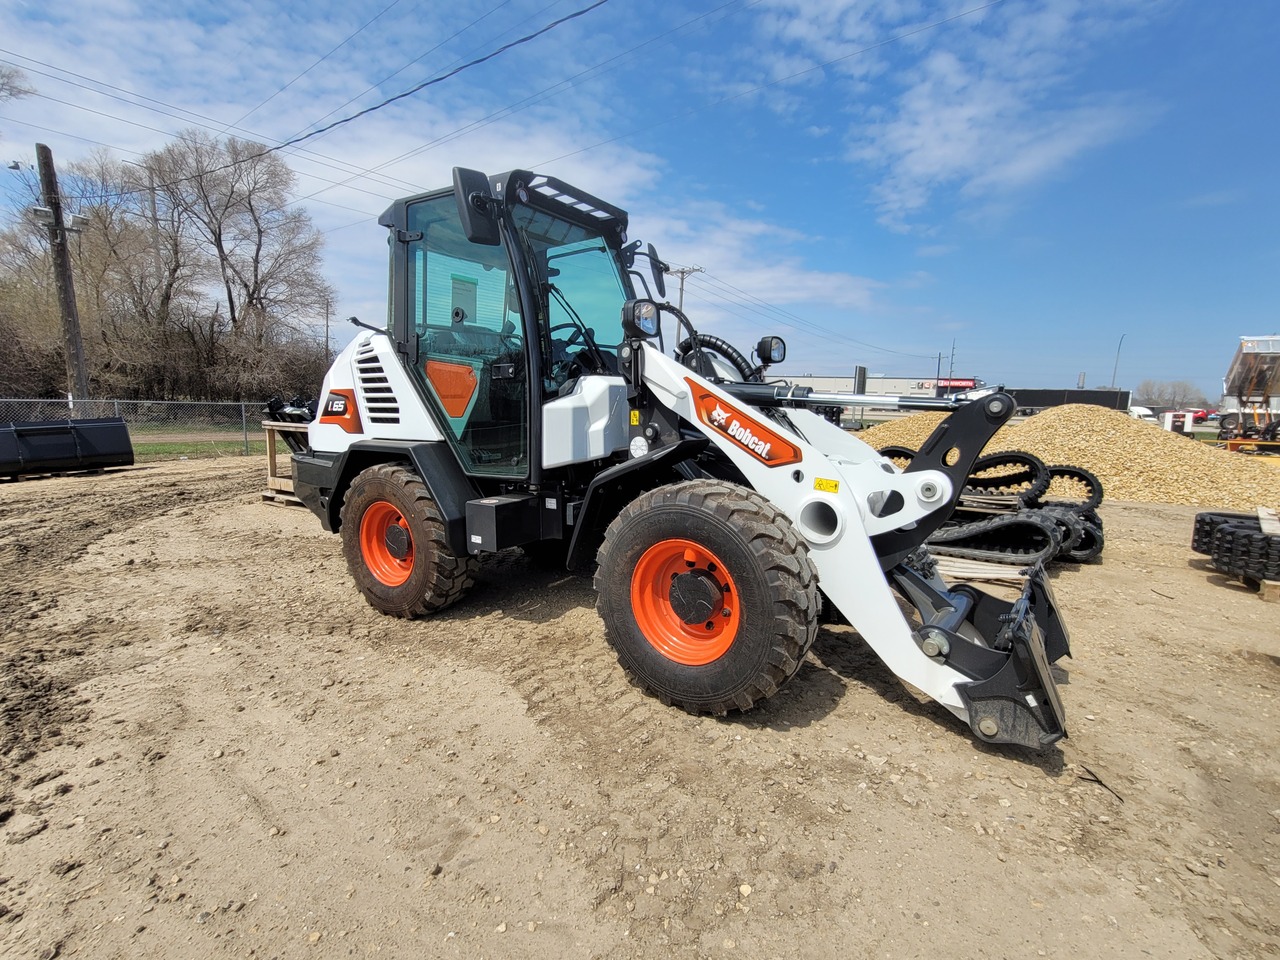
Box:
549;322;585;348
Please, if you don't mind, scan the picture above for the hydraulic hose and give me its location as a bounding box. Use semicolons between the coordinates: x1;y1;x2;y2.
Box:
675;333;758;382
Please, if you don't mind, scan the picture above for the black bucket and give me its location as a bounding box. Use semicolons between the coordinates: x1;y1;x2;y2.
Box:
0;417;135;478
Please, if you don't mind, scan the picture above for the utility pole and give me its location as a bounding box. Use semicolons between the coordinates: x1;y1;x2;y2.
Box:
948;339;956;381
122;159;164;277
143;165;163;279
36;143;89;400
666;264;703;311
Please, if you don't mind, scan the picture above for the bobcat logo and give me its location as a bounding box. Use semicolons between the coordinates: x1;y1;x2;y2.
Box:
686;379;802;467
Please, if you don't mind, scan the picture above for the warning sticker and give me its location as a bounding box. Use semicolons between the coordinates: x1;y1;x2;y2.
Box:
630;409;641;426
814;477;839;494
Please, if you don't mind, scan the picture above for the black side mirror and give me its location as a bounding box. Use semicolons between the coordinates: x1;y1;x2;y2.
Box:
452;167;500;246
647;243;667;298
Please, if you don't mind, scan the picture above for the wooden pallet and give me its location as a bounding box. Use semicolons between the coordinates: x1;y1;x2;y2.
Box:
262;420;308;501
262;490;305;508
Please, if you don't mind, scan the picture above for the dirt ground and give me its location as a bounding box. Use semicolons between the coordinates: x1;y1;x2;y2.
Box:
1;458;1277;960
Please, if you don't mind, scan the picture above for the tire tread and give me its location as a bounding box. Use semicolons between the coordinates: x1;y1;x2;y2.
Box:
595;479;819;715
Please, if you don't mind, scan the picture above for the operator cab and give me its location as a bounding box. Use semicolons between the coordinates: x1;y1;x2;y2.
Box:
379;169;661;481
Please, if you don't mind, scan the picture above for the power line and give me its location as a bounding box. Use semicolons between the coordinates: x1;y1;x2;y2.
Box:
308;0;754;199
277;0;521;153
274;0;612;155
0;113;146;158
0;54;420;200
48;0;612;201
0;113;379;220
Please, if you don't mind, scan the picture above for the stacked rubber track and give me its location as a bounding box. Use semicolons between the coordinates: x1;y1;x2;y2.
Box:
1191;511;1280;583
879;447;1105;567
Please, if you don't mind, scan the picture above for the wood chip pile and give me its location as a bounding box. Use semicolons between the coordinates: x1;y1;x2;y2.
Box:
858;404;1278;511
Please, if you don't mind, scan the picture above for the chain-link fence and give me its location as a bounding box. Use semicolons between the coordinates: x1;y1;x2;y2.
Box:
0;397;280;462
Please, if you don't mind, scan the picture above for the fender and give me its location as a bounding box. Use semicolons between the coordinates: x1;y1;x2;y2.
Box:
565;437;708;570
292;440;478;556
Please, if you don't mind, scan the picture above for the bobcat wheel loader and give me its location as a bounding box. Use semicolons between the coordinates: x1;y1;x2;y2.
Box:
293;167;1071;750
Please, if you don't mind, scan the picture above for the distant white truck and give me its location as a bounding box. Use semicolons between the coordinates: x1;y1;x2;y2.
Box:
1218;335;1280;435
1129;405;1159;423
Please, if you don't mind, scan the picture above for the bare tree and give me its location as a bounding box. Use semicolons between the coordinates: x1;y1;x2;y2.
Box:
152;132;331;330
0;131;333;401
0;66;33;103
61;152;209;398
1134;379;1209;409
0;66;33;142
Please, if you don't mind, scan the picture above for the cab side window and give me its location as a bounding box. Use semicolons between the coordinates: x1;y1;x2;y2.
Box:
404;196;527;477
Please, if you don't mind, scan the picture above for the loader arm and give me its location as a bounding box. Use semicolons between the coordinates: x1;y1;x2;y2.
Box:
629;342;1068;749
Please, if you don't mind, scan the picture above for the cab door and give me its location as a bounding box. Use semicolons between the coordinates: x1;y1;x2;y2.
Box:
400;194;529;478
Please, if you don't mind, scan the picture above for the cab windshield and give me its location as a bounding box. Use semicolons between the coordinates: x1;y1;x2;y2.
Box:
510;204;630;391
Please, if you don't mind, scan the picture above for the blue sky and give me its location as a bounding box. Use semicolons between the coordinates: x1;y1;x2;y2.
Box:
1;0;1276;401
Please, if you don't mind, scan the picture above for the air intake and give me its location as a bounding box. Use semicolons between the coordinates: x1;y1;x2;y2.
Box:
355;343;400;424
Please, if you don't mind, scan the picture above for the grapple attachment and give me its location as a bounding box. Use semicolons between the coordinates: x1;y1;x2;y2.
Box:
892;558;1068;749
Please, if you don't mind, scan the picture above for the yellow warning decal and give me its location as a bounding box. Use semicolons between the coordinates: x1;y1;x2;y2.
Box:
814;477;840;494
630;409;641;426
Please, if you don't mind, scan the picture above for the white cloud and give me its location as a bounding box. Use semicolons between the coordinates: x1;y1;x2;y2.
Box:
3;0;1168;383
1180;189;1244;209
751;0;1164;227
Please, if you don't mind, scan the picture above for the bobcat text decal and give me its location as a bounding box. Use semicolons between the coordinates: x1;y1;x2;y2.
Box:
686;379;801;467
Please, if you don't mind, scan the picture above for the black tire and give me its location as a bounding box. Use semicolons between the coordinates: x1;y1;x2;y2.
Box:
594;479;819;715
1210;522;1280;582
1063;516;1105;563
1191;511;1258;555
1036;504;1086;556
1033;465;1104;511
965;452;1051;504
339;463;478;617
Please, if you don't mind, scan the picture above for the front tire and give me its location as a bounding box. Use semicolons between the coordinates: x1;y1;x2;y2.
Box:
594;480;819;714
340;463;478;617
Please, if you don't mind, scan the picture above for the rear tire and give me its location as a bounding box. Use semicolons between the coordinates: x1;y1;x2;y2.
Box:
595;480;819;714
340;463;478;617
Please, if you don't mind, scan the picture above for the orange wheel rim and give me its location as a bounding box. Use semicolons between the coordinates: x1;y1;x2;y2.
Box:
630;538;740;666
360;500;414;587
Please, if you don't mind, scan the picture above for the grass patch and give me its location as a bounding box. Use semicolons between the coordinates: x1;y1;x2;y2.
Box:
133;439;270;462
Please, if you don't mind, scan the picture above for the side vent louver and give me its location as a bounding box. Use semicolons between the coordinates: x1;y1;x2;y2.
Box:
355;343;401;425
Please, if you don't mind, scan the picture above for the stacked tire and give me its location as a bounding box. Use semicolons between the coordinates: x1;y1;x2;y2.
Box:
1194;512;1280;584
880;446;1106;565
1190;511;1257;555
